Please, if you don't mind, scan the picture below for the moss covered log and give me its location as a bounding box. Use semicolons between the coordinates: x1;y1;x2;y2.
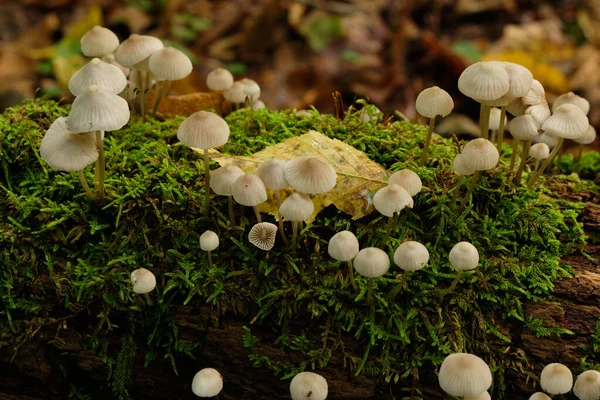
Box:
0;99;599;399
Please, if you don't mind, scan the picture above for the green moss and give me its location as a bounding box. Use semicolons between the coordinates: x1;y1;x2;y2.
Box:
0;99;595;399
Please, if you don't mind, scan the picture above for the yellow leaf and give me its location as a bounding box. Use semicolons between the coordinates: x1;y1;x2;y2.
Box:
204;130;389;222
64;5;103;41
53;54;87;88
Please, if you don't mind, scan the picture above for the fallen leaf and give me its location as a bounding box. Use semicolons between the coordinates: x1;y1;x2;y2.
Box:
205;130;389;222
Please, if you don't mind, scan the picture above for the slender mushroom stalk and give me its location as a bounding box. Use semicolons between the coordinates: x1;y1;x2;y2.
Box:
280;192;313;249
256;159;290;245
509;138;520;170
441;270;463;297
210;166;244;227
373;185;413;248
275;190;287;244
383;212;395;247
513;139;532;185
253;206;262;223
458;171;480;212
389;270;409;301
152;80;170;116
228;195;236;226
203;148;211;210
291;220;299;248
574;125;596;174
451;154;474;203
415;86;454;167
418;117;436;166
527;138;563;188
495;106;507;150
95;130;105;201
77;170;96;200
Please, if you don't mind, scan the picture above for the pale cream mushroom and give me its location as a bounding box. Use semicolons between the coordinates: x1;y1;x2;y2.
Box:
192;368;223;398
372;184;413;247
328;230;360;292
210;165;245;226
540;363;573;396
68;58;127;96
458;138;499;211
388;169;422;196
508;114;539;181
80;26;120;58
279;192;314;248
232;174;268;223
415;86;454;166
199;230;219;268
438;353;492;398
354;247;390;304
130;267;156;305
248;222;278;251
290;372;328;400
256;159;289;243
573;370;600;400
390;241;429;299
574;125;596;173
443;241;479;295
148;47;193;116
284;156;337;195
528;143;550;178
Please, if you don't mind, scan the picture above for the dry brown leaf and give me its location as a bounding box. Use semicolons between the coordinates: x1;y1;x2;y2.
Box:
205;130;388;222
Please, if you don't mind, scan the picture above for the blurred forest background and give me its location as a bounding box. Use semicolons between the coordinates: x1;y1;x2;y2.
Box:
1;0;600;144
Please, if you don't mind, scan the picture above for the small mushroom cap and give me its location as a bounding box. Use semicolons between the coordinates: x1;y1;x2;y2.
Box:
453;154;475;176
529;143;550;160
252;100;266;110
279;192;314;221
526;102;551;126
353;247;390;278
529;392;552;400
388;169;422;196
80;26;119;57
540;363;573;395
464;391;491;400
328;230;359;261
40;117;99;172
541;104;589;139
458;61;510;101
394;241;429;271
488;107;507;130
438;353;492;398
522;79;546;105
177;111;230;149
461;138;499;171
68;58;127;96
449;241;479;271
539;132;559;148
502;62;534;98
506;97;528;117
290;372;328;400
373;184;413;217
148;47;193;81
248;222;277;251
192;368;223;398
130;268;156;294
284;156;337;194
223;81;246;103
573;370;600;400
199;230;219;252
67;85;130;133
574;125;596;145
206;67;234;91
210;166;245;196
553;91;590;115
240;78;261;100
256;159;289;190
415;86;454;118
232;174;268;207
509;115;540;141
115;34;163;67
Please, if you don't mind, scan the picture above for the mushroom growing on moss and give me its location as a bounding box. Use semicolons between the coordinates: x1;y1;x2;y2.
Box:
233;174;268;223
353;247;390;304
148;47;193;116
290;372;328;400
210;165;245;226
248;222;277;251
279;192;314;248
130;267;156;305
68;58;127;96
540;363;573;396
573;370;600;400
328;230;360;292
192;368;223;398
256;159;289;243
372;184;413;247
458;138;499;212
415;86;454;166
438;353;492;398
199;230;219;268
80;26;120;58
443;241;479;295
390;241;429;300
508;114;539;182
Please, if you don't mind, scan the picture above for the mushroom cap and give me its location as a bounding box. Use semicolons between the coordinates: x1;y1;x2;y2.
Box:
256;159;289;190
506;97;528;117
573;370;600;400
240;78;261;101
130;268;156;294
232;174;268;207
148;47;193;81
284;156;337;194
67;85;130;133
394;241;429;271
80;26;120;57
529;143;550;160
290;372;328;400
526;102;551;126
464;391;491;400
279;192;314;221
192;368;223;397
206;67;234;91
541;104;589;139
248;222;277;251
177;111;230;149
529;392;552;400
353;247;390;278
68;58;127;96
553;91;590;115
522;79;546;105
488;107;507;130
223;81;246;103
40;117;99;172
328;230;359;261
539;132;559;148
210;165;245;196
540;363;573;395
453;154;475;176
509;115;540;141
461;138;499;171
449;241;479;271
481;92;512;107
438;353;492;398
115;34;163;67
388;169;422;196
252;100;266;110
373;184;413;217
502;62;534;98
458;61;510;101
574;125;596;145
415;86;454;118
199;230;219;252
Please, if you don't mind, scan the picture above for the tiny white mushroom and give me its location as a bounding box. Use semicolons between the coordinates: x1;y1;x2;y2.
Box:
248;222;277;251
192;368;223;398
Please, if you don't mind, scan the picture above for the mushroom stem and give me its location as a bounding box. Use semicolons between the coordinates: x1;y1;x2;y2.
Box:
450;176;465;203
152;80;170;117
142;71;150;121
95;130;105;202
347;260;358;293
533;160;541;176
203;148;211;211
495;106;507;151
576;143;583;174
389;270;410;301
418;117;436;167
381;213;395;248
480;104;491;139
253;206;262;223
509;138;520;170
227;195;236;226
442;269;463;297
554;145;563;174
458;170;481;213
514;139;532;185
367;278;373;305
207;251;213;269
144;292;153;306
275;190;288;245
291;220;298;248
77;169;96;201
138;71;146;117
528;137;564;189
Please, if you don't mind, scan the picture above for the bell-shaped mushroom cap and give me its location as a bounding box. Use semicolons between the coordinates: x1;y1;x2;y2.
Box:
284;156;337;194
539;132;559;148
481;92;512;107
540;363;573;395
506;97;528;117
523;79;546;105
488;107;507;130
68;58;127;96
192;368;223;398
354;247;390;278
328;230;359;261
509;115;540;141
394;241;429;271
458;61;510;101
40;117;99;172
223;81;246;103
415;86;454;118
529;143;550;160
67;85;130;133
290;372;328;400
210;165;245;196
453;154;475;176
248;222;277;251
232;174;267;206
279;192;314;221
542;104;589;139
256;159;289;190
177;111;230;149
148;47;193;81
373;184;413;217
438;353;492;398
574;125;596;145
449;241;479;271
529;392;551;400
464;391;491;400
573;370;600;400
553;91;590;115
115;34;163;67
240;78;261;101
130;268;156;294
252;100;266;110
388;169;422;196
199;230;219;252
80;26;119;57
526;102;551;126
502;62;534;98
206;67;234;91
461;138;499;171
